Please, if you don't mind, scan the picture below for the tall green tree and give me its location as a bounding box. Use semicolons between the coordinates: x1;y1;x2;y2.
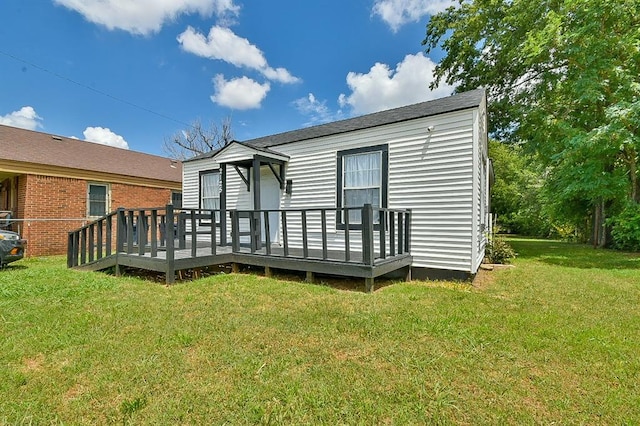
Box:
423;0;640;246
489;140;552;237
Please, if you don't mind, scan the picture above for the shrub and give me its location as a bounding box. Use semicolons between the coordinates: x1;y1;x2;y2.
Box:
610;202;640;251
485;235;516;264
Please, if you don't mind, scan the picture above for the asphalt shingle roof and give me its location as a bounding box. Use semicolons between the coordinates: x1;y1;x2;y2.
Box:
0;124;182;183
245;88;485;149
183;88;486;163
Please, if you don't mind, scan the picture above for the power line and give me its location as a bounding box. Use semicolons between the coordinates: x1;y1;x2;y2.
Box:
0;48;192;129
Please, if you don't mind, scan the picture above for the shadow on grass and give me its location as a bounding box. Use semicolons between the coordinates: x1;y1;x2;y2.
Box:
507;237;640;270
1;264;28;271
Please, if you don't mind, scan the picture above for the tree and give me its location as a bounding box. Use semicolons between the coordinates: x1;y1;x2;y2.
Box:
163;117;233;160
489;140;552;237
424;0;640;246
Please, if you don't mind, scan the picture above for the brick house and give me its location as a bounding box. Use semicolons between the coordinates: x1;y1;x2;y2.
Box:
0;124;182;256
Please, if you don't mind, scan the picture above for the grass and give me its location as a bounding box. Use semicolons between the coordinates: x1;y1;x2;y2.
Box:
1;239;639;424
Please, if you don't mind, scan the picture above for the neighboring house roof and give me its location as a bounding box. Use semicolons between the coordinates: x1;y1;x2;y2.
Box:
185;88;485;163
0;124;182;185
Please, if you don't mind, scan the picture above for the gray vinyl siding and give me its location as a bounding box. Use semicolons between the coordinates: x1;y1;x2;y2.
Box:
182;95;486;274
273;108;477;272
388;110;475;272
182;160;208;209
473;97;489;271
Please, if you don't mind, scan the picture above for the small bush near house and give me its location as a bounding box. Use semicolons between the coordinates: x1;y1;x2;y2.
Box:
485;234;516;264
610;202;640;251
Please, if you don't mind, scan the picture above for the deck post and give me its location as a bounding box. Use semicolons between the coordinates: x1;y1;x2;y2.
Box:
115;208;125;276
165;204;176;284
281;211;289;256
344;209;351;262
404;209;412;253
80;228;87;265
138;211;147;256
252;155;262;250
96;219;103;260
379;210;386;259
150;209;158;258
220;163;227;246
265;266;272;277
305;271;314;283
361;204;374;266
178;211;186;250
365;277;375;293
230;210;240;253
106;214;112;256
232;263;240;273
126;210;135;254
88;225;95;262
398;213;404;254
190;210;197;258
67;232;75;267
321;209;328;260
301;210;308;258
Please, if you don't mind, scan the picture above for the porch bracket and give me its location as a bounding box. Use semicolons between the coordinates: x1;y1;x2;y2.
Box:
266;162;285;189
233;165;251;191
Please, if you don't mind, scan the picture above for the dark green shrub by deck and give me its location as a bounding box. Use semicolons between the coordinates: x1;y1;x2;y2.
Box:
610;203;640;251
485;235;516;264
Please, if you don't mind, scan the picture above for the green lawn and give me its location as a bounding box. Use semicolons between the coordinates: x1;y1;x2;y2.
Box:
1;239;639;424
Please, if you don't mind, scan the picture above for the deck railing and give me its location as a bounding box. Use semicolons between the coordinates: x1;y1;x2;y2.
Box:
67;206;225;268
68;204;411;271
230;204;411;264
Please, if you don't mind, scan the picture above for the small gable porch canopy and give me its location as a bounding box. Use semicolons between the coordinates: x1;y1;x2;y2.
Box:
212;140;289;214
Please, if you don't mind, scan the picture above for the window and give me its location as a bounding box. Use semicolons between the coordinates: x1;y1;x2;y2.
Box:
337;144;388;228
171;191;182;208
88;183;109;217
200;170;220;210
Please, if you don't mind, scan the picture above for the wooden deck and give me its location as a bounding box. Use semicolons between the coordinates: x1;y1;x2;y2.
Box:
68;205;413;292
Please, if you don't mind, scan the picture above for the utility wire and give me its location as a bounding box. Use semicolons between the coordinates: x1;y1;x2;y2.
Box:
0;48;193;129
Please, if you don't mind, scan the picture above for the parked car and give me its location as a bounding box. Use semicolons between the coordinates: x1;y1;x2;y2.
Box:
0;229;25;268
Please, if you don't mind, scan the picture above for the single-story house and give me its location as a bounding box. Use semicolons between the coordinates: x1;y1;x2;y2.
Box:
182;88;490;279
0;124;182;256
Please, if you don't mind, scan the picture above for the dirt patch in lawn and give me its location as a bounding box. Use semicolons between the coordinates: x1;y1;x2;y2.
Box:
472;264;515;290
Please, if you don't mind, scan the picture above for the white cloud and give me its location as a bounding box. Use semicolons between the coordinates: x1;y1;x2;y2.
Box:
54;0;239;35
372;0;455;32
0;106;43;130
293;93;344;126
338;53;455;115
210;74;270;110
83;126;129;149
177;25;299;84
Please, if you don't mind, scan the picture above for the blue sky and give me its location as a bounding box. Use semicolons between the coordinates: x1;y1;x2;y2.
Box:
0;0;454;156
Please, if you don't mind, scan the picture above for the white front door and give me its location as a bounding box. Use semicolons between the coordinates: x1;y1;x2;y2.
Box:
259;166;281;243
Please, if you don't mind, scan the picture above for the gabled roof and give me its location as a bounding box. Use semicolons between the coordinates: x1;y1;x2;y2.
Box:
211;141;289;164
183;89;485;163
0;124;181;183
245;88;485;149
187;139;289;163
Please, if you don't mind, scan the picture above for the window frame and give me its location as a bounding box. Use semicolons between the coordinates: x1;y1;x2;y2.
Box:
199;169;221;224
87;183;110;218
171;191;183;209
336;144;388;230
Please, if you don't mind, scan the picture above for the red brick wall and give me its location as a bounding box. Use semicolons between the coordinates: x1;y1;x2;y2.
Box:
19;174;174;256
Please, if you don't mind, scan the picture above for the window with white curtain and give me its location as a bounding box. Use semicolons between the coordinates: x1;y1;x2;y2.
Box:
337;144;388;228
200;170;220;212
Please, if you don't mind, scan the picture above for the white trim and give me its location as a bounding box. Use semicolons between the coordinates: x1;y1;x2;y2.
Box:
87;182;110;218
